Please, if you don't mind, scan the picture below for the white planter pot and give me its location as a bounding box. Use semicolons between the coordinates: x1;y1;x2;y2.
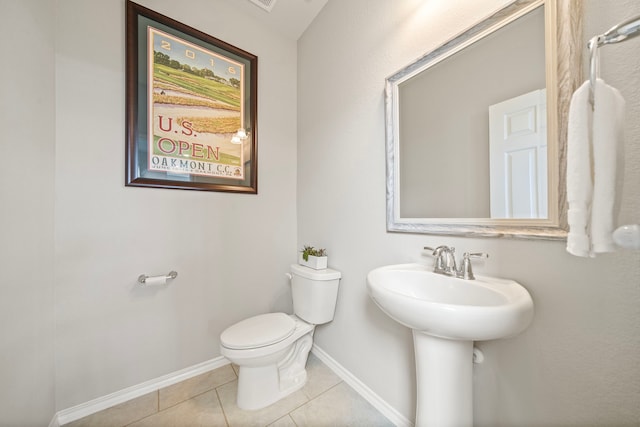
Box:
298;254;328;270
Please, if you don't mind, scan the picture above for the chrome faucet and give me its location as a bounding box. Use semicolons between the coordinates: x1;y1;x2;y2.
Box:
425;245;457;276
424;246;488;280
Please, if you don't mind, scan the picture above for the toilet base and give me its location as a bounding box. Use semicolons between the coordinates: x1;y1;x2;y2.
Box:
236;332;314;410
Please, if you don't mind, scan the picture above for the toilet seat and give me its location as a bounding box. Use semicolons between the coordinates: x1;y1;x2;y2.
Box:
220;312;295;350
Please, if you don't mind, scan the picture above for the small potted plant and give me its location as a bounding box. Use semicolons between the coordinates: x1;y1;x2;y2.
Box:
299;245;328;270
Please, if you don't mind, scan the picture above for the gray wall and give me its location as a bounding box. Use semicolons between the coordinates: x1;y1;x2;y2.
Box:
299;0;640;425
0;1;56;425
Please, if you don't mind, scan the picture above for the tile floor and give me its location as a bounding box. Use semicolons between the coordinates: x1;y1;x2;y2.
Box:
63;353;395;427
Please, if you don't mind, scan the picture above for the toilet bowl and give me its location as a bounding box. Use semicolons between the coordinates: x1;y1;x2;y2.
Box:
220;264;341;410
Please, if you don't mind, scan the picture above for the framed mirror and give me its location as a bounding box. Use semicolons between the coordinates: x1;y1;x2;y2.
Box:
385;0;582;239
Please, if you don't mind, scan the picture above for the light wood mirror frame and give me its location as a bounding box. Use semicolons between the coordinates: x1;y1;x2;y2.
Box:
385;0;583;239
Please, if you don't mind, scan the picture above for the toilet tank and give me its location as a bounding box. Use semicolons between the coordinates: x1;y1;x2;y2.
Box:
290;264;341;325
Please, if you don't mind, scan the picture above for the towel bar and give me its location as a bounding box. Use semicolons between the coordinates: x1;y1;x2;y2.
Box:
588;14;640;107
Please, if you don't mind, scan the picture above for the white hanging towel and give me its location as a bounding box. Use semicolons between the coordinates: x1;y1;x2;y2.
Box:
566;81;592;257
566;78;625;257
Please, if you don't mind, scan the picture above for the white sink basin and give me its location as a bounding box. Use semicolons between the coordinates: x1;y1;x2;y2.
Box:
366;263;534;341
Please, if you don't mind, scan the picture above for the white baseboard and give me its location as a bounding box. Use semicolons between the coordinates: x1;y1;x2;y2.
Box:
50;347;412;427
51;356;230;426
311;344;413;427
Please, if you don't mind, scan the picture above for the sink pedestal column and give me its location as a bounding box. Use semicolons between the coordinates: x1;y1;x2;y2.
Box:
413;331;473;427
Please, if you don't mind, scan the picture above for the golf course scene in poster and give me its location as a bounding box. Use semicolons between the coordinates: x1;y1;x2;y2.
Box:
148;27;245;179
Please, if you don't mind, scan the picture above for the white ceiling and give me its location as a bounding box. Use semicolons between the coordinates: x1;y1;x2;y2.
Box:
224;0;328;40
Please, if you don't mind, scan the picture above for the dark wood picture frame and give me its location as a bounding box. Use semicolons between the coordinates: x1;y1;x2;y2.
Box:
126;1;258;193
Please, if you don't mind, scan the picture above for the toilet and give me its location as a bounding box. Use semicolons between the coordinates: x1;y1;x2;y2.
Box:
220;264;341;410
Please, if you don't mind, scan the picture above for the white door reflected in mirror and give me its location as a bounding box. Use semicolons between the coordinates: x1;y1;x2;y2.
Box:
489;89;548;219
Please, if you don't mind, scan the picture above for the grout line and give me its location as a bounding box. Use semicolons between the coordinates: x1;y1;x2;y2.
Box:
275;370;346;420
288;379;344;417
215;383;231;427
278;388;314;416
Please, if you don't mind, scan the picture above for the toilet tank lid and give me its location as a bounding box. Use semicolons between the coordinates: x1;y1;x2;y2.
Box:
290;264;341;280
220;313;295;350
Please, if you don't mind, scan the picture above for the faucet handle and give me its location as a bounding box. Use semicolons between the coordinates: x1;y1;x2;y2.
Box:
460;252;489;280
466;252;488;259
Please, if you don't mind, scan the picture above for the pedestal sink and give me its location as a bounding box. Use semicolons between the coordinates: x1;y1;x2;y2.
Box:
367;263;534;427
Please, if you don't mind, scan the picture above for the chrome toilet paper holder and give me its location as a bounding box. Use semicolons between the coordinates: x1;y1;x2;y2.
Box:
138;270;178;284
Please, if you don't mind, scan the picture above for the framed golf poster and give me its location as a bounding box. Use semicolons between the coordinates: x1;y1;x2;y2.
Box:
126;1;258;193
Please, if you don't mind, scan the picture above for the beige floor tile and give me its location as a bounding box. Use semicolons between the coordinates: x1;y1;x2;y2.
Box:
267;415;297;427
159;364;237;410
128;390;227;427
302;353;342;400
290;382;395;427
217;380;309;427
63;392;157;427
